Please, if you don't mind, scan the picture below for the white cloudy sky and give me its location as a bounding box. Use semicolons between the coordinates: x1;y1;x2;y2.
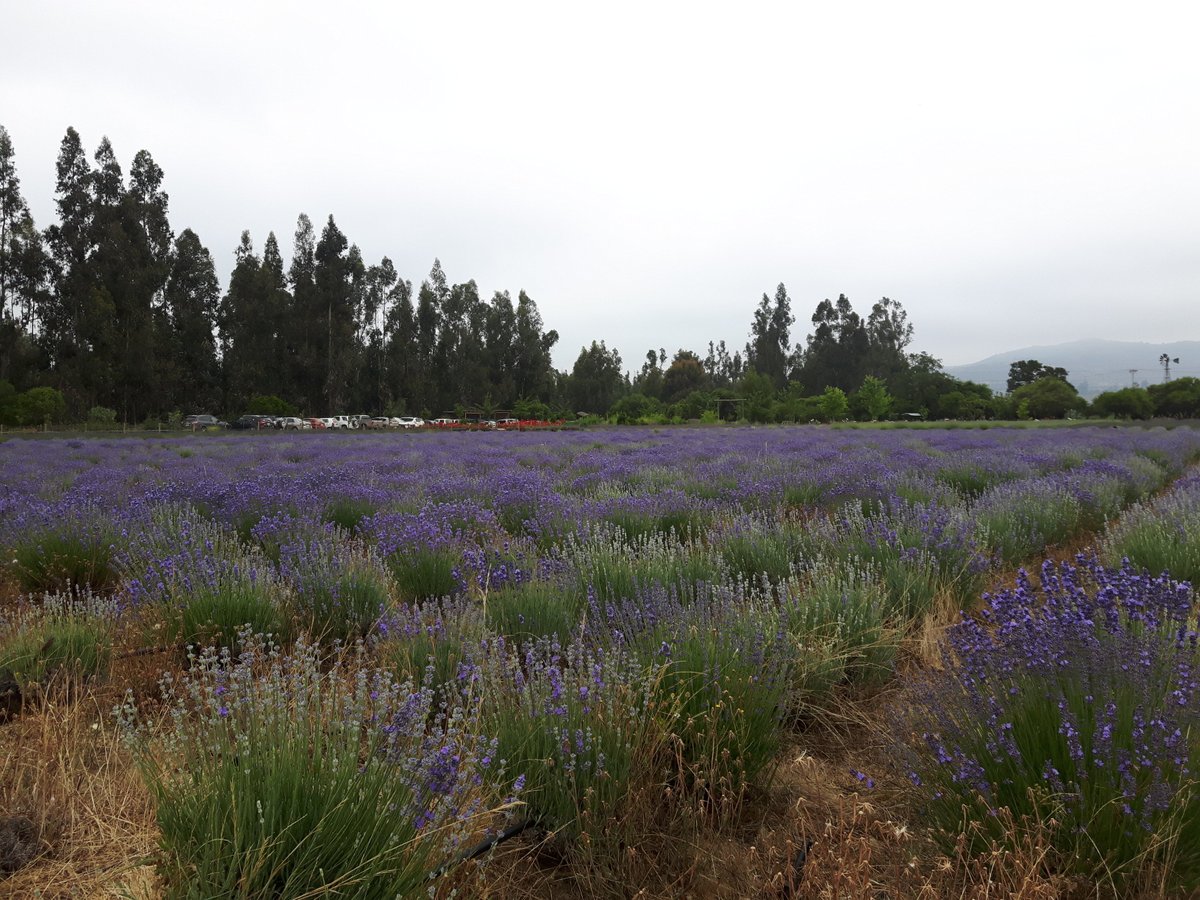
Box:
3;0;1197;370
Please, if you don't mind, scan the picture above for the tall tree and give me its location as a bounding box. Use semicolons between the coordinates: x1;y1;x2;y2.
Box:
313;215;361;410
799;294;870;393
864;297;913;379
0;126;49;386
164;229;220;411
218;231;267;410
746;283;793;389
286;213;319;405
382;277;415;411
1007;359;1071;393
513;290;557;402
568;341;624;414
483;290;518;405
42;127;95;406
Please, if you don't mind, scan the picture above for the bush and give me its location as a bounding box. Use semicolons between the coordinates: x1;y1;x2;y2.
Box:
481;637;668;850
87;406;117;427
125;636;507;898
14;387;66;427
277;526;393;642
898;557;1200;888
246;394;296;416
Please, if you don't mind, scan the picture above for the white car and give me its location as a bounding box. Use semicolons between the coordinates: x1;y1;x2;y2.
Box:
329;415;351;429
392;416;424;428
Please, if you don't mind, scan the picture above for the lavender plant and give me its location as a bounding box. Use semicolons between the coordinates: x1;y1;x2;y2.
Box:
4;501;121;595
603;585;794;804
124;635;508;899
379;596;486;687
899;557;1200;887
120;506;287;650
276;525;392;642
1102;473;1200;586
0;590;118;693
480;636;669;849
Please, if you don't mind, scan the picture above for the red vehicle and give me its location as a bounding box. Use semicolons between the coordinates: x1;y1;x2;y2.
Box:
306;417;327;430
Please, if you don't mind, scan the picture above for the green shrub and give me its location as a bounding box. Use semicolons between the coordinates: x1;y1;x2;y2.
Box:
386;546;463;602
482;638;669;850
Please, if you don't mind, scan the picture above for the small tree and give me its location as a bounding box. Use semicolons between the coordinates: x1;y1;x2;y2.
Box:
16;386;66;426
1010;377;1085;419
819;386;849;422
1091;387;1153;420
856;375;893;421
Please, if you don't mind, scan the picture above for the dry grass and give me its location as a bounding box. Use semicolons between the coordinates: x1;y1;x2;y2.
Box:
0;678;160;899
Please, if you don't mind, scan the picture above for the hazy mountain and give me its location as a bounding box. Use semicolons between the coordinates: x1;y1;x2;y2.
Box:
945;339;1200;399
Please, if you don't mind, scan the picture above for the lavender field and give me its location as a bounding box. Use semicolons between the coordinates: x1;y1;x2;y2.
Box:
3;425;1200;897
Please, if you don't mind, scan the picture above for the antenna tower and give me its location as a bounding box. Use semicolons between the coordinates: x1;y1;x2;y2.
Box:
1129;369;1138;387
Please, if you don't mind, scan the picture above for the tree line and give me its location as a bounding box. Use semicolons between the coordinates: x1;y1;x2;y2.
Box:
0;126;560;424
3;125;1198;427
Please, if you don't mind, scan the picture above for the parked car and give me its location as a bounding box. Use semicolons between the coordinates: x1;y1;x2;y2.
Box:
183;414;228;429
306;417;327;430
365;417;390;429
329;415;352;429
279;417;307;430
349;415;371;429
430;417;458;426
392;416;424;428
232;414;272;430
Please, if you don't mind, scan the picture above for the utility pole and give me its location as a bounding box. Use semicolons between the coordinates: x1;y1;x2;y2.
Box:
1129;369;1138;387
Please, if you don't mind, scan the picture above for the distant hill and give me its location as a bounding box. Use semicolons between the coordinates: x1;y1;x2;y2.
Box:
944;339;1200;399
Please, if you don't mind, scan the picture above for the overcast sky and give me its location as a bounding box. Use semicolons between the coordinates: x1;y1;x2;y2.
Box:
3;1;1197;371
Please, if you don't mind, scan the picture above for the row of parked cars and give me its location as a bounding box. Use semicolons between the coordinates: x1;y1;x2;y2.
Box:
185;414;532;432
224;415;430;430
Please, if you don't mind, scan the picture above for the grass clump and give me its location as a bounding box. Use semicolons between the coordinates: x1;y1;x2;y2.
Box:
121;506;287;651
277;525;392;642
481;637;669;853
485;578;588;641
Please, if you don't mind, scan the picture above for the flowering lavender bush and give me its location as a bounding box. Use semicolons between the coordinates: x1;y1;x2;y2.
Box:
276;524;392;642
125;635;509;898
361;510;465;602
1103;473;1200;586
603;585;794;803
3;501;122;595
379;596;485;687
781;563;899;691
120;506;286;649
899;556;1200;886
480;635;667;848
